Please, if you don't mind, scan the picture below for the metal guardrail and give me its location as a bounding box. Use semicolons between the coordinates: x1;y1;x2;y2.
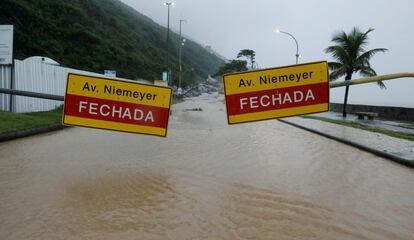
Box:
0;88;64;101
1;72;413;103
330;73;414;88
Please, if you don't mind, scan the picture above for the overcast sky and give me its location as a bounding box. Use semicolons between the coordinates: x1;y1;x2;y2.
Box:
121;0;414;107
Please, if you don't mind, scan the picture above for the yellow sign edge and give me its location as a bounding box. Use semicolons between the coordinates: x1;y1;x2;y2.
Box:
227;103;330;125
67;72;173;90
63;115;168;137
222;60;328;78
62;73;173;137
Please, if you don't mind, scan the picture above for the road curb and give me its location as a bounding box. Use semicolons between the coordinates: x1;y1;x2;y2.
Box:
279;119;414;168
0;124;66;143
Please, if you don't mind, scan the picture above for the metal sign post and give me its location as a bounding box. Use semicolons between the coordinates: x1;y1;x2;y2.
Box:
9;62;14;112
0;25;14;65
104;70;116;78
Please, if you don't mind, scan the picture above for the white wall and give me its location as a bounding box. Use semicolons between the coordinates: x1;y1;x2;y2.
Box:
0;58;142;113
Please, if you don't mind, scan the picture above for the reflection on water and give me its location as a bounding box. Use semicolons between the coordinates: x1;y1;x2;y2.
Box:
1;93;414;239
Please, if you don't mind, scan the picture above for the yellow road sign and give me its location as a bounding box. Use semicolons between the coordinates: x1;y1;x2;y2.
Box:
63;74;172;137
223;61;330;124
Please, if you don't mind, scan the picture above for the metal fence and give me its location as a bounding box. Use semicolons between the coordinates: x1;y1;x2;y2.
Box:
0;58;117;113
0;65;12;111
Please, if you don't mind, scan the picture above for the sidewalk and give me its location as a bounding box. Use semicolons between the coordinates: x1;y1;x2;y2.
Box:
281;115;414;167
316;112;414;135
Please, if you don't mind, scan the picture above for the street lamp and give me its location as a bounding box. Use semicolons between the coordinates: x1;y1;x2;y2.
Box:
178;19;187;94
275;29;300;64
164;2;175;85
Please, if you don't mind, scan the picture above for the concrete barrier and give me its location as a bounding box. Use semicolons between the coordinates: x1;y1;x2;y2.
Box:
330;103;414;121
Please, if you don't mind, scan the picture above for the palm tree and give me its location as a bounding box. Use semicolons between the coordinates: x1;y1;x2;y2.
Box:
325;27;387;118
237;49;256;69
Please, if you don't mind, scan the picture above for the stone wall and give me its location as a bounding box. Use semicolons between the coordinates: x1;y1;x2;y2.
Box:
330;103;414;122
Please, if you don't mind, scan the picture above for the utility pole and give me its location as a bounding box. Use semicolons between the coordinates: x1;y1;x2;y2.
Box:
178;19;186;94
164;2;174;85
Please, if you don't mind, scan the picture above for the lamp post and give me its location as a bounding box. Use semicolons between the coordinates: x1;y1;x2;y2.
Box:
276;29;300;64
164;2;175;85
178;19;186;94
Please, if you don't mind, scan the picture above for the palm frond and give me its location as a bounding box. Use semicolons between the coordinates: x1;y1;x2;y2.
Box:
362;28;375;38
348;27;367;58
358;66;386;89
327;61;342;71
376;81;386;89
325;45;351;65
357;48;388;62
331;31;348;44
358;66;377;77
330;70;347;81
327;62;347;81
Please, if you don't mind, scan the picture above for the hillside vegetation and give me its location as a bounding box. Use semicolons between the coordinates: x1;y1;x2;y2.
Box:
0;0;225;86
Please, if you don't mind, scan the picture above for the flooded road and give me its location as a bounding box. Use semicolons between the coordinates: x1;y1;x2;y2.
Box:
1;93;414;239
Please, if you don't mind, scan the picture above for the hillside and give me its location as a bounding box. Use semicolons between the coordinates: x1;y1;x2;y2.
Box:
0;0;225;86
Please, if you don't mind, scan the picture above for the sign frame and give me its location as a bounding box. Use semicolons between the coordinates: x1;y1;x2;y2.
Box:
62;73;173;137
104;70;117;77
222;61;330;125
0;25;14;65
162;71;168;81
154;80;168;87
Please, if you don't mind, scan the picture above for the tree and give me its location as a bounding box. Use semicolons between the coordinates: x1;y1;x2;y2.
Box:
237;49;256;69
215;60;248;76
325;27;387;118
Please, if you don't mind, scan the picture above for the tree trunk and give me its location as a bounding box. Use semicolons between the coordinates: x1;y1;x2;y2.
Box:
342;73;352;118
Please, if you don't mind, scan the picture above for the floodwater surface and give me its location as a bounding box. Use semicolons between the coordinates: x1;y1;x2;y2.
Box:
1;93;413;239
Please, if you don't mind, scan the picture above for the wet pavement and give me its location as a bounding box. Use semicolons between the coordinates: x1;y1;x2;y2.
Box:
285;114;414;161
1;93;414;239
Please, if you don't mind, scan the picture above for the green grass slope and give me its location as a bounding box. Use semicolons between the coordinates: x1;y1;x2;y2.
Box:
0;107;62;134
0;0;225;86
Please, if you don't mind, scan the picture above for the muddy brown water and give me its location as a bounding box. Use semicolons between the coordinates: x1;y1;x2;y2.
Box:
1;93;413;239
